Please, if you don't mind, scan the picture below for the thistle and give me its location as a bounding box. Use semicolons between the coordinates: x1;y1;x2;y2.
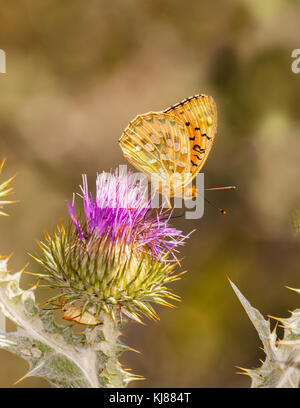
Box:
34;171;188;325
0;163;189;387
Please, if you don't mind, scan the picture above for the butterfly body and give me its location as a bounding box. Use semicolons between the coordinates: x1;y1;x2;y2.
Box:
119;94;217;198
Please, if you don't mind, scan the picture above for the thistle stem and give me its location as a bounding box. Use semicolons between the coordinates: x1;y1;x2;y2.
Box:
84;312;137;388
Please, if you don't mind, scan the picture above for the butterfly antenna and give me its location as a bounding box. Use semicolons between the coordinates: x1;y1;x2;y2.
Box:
204;186;236;191
203;196;227;215
192;185;235;215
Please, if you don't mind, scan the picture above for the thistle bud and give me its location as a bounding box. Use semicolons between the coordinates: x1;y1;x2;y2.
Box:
34;170;188;324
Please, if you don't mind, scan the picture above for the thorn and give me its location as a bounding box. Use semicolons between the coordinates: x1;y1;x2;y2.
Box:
6;252;14;262
236;371;251;376
14;373;28;385
273;320;279;332
235;365;247;372
33;278;41;290
130;374;145;380
268;315;283;322
285;285;299;293
19;263;30;275
235;366;251;376
128;347;141;354
0;157;6;170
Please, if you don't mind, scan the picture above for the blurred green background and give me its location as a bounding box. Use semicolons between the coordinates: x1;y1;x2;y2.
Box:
1;0;300;388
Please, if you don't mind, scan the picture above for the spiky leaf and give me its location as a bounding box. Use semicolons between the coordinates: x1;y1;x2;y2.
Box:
0;256;139;387
231;281;300;388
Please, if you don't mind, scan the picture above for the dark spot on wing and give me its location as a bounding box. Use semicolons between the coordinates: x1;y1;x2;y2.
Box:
192;144;205;154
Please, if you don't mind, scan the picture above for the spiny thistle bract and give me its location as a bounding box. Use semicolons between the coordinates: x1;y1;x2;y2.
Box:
33;170;189;325
231;281;300;388
0;158;17;216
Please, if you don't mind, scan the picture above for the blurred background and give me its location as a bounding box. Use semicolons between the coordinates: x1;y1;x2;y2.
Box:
1;0;300;388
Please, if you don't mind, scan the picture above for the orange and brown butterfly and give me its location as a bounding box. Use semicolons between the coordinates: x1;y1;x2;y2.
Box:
119;94;217;198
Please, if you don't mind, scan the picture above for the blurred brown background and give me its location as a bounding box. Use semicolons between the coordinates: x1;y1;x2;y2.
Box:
1;0;300;388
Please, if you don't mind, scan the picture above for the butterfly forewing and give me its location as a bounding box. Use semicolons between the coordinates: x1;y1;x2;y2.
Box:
119;94;217;198
165;94;217;178
119;113;191;196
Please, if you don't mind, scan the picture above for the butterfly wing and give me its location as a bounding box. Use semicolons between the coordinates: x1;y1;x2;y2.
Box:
63;306;102;326
119;112;191;196
164;94;217;179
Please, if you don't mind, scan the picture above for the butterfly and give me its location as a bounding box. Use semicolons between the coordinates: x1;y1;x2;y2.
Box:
119;94;217;198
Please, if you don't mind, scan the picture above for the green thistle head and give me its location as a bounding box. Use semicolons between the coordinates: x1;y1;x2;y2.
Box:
33;171;188;325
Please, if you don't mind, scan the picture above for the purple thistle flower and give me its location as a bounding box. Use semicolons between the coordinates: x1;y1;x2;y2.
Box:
66;170;188;260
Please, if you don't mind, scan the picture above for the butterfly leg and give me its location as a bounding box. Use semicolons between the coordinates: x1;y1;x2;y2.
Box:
192;185;198;198
163;194;172;209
